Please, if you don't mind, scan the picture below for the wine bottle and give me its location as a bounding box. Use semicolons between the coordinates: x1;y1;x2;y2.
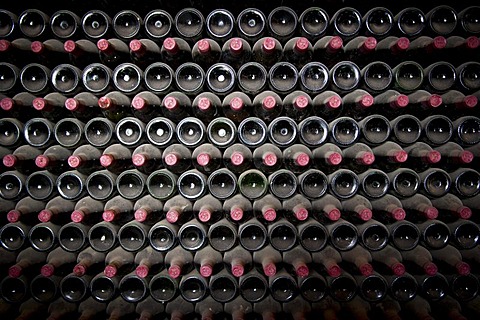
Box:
97;38;129;67
192;92;221;123
404;142;442;172
195;296;223;319
252;37;282;69
431;193;472;221
313;36;343;67
431;245;471;275
224;296;252;320
74;246;106;277
46;297;78;320
370;245;406;276
136;296;164;320
192;39;222;72
238;217;267;252
164;195;193;225
237;8;266;42
102;195;133;224
224;246;252;278
97;91;132;122
253;244;282;277
130;91;162;124
283;194;312;222
134;246;164;279
64;39;98;69
148;219;178;252
104;246;135;278
193;245;222;278
118;220;149;252
370;194;406;222
87;221;118;252
253;194;281;223
267;169;298;199
268;6;298;42
418;219;451;249
283;37;313;69
449;168;480;198
106;296;135;319
343;36;377;67
283;246;312;277
41;246;77;277
129;39;161;68
99;143;132;174
312;143;343;174
165;245;193;279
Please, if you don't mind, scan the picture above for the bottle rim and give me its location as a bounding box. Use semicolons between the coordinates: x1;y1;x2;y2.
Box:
206;9;235;39
396;7;426;37
362;61;393;93
237;8;266;38
81;10;111;39
30;274;59;303
0;223;27;251
421;220;450;249
238;117;267;147
207;117;237;147
393;61;423;92
268;220;297;251
145;117;176;147
174;8;205;39
179;271;208;302
391;114;421;145
389;273;418;302
18;9;48;38
207;168;237;199
451;273;479;301
360;169;390;199
28;222;57;252
456;116;480;145
177;170;207;200
268;169;298;199
457;62;480;91
268;116;298;147
50;10;80;38
87;221;118;252
330;61;360;92
116;170;147;200
299;272;327;302
298;116;328;147
364;7;394;37
19;63;50;94
329;273;357;301
176;117;206;148
451;220;480;249
460;6;480;34
0;117;22;147
239;271;268;302
112;10;142;39
427;5;458;35
25;171;54;201
238;219;267;251
238;169;268;200
299;7;329;38
0;62;19;92
119;273;148;302
298;220;328;252
422;168;451;198
112;63;143;93
206;63;236;94
358;273;388;302
148;221;177;251
360;222;389;251
210;271;238;302
146;169;177;201
452;168;480;197
267;6;298;38
89;273;117;302
426;61;456;92
86;170;116;201
332;7;362;37
299;62;329;94
208;221;237;252
84;117;114;148
115;117;145;147
144;9;173;39
175;62;205;94
268;62;298;94
59;273;89;303
330;117;360;147
82;63;112;94
54;118;84;148
57;170;86;200
0;10;16;38
58;222;88;252
360;114;391;145
237;62;268;95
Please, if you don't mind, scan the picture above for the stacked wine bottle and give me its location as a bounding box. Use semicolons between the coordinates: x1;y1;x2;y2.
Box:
0;3;480;320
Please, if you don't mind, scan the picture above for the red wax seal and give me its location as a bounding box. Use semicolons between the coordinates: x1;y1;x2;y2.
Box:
200;264;213;277
135;208;148;222
359;208;372;221
426;151;441;164
328;208;341;221
31;41;44;53
230;208;244;221
263;96;276;110
230;97;244;111
361;152;375;165
97;39;110;51
395;95;409;108
295;37;309;52
65;98;80;111
263;37;276;53
104;265;117;278
429;95;442;108
163;96;178;110
296;265;309;277
327;265;341;277
328;152;342;166
100;154;114;167
360;263;374;276
64;40;76;53
196;153;211;166
197;97;211;111
3;154;17;167
295;208;309;221
9;265;22;278
198;209;211;222
396;37;410;50
168;265;181;278
458;206;472;220
393;150;408;163
424;262;438;276
38;210;53;222
132;154;147;167
231;152;244;166
98;96;112;109
71;210;85;223
363;37;377;50
263;153;277;166
229;38;243;53
0;98;14;111
425;207;439;220
327;96;342;109
392;208;406;221
197;39;210;53
263;263;276;277
461;151;474;164
136;265;149;278
7;210;20;223
73;263;86;276
166;209;179;223
360;94;374;108
163;38;177;52
32;98;47;111
392;263;406;276
164;153;178;166
102;210;116;222
132;96;147;110
329;36;343;50
232;264;244;277
456;262;470;275
433;36;447;49
41;264;55;277
263;208;276;221
295;152;310;166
